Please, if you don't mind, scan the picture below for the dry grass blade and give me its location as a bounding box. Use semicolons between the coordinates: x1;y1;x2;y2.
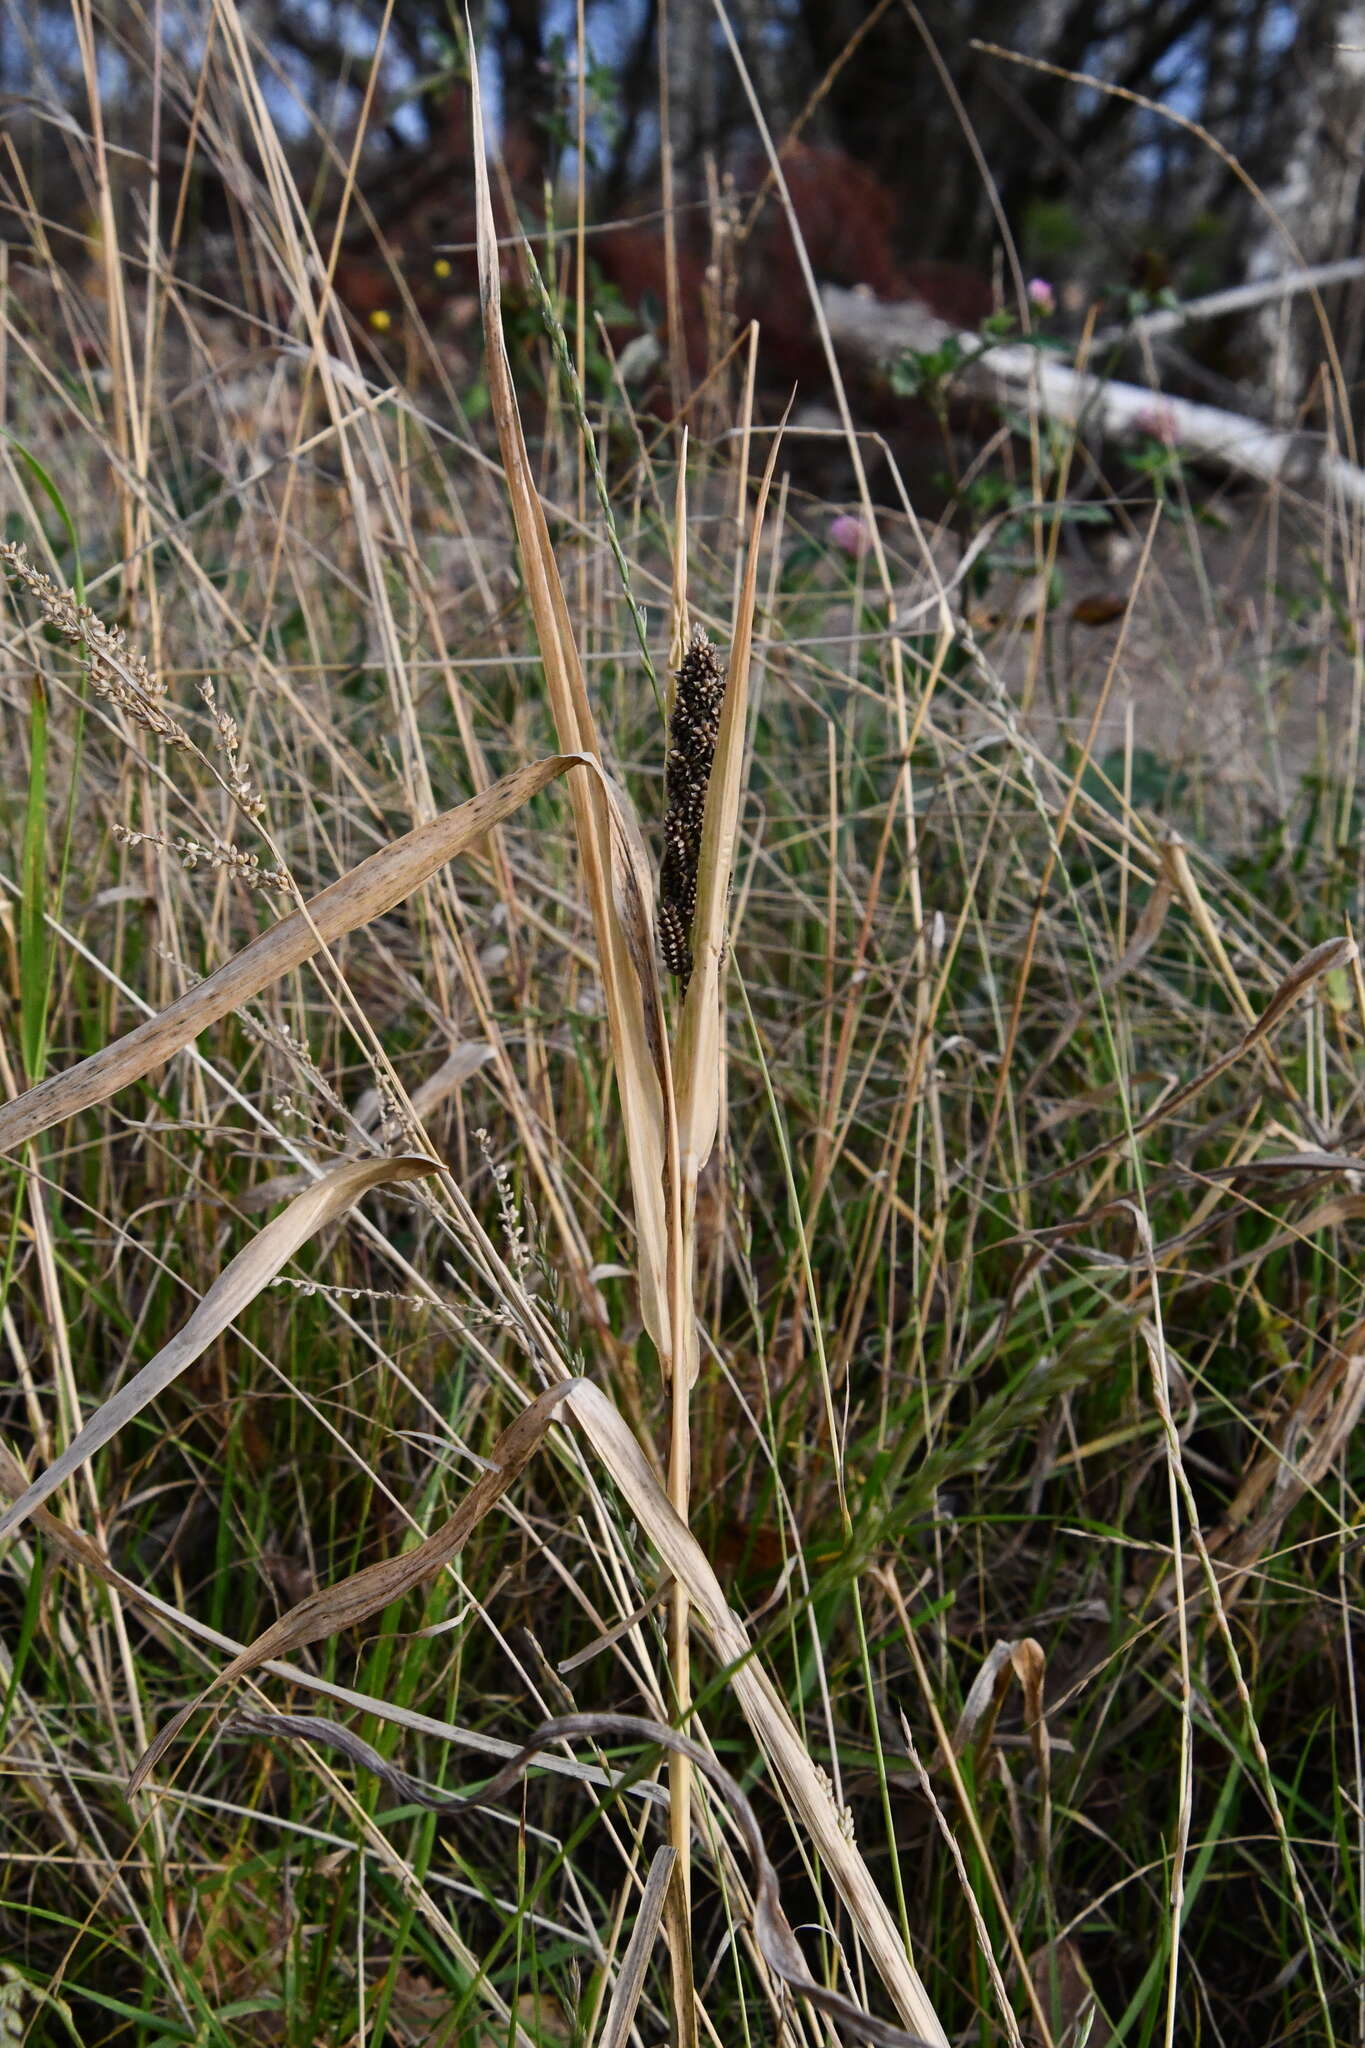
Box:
0;755;587;1156
601;773;671;1096
565;1382;949;2045
670;437;690;670
595;1844;678;2048
1033;934;1356;1186
1196;1149;1365;1182
953;1637;1048;1769
467;36;672;1362
1200;1327;1365;1609
1246;935;1357;1034
232;1708;937;2048
128;1381;581;1794
0;1153;439;1543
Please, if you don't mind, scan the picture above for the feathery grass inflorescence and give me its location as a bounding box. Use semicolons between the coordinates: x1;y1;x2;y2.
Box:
0;539;190;750
659;624;727;990
200;678;267;821
110;821;291;892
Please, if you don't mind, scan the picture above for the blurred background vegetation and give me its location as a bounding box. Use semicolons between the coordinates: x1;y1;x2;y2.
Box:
4;0;1363;400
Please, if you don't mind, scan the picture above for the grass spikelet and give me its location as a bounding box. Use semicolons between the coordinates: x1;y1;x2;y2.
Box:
1;538;190;749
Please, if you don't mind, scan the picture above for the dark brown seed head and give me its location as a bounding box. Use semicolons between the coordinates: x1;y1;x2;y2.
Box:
659;626;727;990
658;900;692;980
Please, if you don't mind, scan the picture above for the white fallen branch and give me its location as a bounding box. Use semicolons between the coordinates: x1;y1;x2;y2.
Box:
1093;257;1365;350
821;282;1365;510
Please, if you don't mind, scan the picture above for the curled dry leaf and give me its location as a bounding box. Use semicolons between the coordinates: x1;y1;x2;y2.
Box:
953;1636;1046;1767
950;1640;1051;1871
127;1380;580;1793
228;1708;937;2048
0;1153;441;1543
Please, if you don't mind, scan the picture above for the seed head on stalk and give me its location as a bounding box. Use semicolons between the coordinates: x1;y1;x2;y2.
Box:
659;626;727;990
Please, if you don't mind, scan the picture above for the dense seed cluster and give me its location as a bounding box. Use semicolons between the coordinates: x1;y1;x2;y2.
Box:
659;625;728;989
